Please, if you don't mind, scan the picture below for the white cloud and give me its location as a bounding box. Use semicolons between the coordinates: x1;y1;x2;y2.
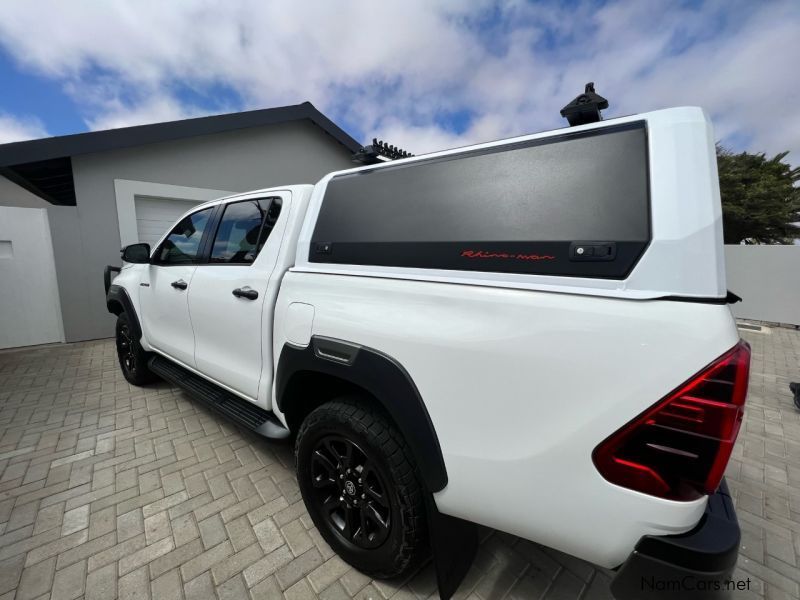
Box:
0;0;797;162
371;121;471;157
77;90;208;131
0;113;48;144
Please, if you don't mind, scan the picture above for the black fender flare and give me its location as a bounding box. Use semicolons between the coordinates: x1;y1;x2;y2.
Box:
276;336;448;493
106;284;143;340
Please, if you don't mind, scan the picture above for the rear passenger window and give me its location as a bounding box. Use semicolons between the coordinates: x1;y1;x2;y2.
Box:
210;198;281;264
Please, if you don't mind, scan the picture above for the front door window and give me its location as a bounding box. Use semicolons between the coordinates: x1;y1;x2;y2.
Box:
155;207;213;265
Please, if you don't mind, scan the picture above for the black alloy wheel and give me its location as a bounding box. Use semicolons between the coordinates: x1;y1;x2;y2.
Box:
310;435;392;550
295;399;427;578
115;312;158;386
117;322;136;376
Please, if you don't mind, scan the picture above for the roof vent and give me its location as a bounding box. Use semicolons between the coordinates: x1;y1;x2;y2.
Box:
352;138;414;165
560;82;609;127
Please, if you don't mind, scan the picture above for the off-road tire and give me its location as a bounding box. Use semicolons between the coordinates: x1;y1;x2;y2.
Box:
115;312;158;386
295;398;428;578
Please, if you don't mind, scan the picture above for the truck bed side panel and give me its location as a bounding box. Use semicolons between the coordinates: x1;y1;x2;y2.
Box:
273;271;740;568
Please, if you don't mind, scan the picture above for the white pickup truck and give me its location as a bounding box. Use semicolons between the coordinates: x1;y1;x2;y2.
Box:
105;106;749;599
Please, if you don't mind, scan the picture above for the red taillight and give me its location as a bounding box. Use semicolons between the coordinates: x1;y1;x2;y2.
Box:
593;341;751;501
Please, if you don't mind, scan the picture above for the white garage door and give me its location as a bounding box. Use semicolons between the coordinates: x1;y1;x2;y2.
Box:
0;207;64;349
135;196;203;247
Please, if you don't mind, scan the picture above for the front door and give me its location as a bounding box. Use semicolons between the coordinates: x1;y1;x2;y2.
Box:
139;206;214;367
189;194;288;400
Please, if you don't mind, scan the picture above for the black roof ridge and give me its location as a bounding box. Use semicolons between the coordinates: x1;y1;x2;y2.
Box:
0;101;361;167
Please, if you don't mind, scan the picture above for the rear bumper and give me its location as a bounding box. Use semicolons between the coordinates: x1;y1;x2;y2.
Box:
611;480;743;599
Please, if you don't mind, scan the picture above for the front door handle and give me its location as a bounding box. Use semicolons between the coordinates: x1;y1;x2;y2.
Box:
171;279;188;290
232;287;258;300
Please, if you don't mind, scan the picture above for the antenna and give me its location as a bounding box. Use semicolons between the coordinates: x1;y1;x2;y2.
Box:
352;138;414;165
560;82;609;127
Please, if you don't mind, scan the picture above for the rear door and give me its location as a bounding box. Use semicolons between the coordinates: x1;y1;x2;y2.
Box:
189;194;288;400
139;206;214;366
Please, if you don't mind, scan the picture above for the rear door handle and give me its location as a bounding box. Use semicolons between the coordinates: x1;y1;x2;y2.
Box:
171;279;188;290
232;287;258;300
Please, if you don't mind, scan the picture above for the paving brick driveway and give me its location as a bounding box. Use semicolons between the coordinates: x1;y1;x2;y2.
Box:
0;324;797;600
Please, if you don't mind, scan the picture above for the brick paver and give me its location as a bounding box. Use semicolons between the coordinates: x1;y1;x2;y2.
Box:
0;324;797;599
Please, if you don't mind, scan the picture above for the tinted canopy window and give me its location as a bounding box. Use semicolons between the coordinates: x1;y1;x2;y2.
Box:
311;122;650;279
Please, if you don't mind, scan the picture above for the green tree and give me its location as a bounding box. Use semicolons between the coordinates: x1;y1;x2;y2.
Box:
716;146;800;244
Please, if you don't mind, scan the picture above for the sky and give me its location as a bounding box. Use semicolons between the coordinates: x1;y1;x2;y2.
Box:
0;0;798;164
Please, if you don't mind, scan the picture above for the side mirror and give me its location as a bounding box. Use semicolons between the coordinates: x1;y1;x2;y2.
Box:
121;243;151;264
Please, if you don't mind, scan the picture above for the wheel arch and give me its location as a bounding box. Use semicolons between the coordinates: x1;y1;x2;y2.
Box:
276;336;448;493
106;284;143;340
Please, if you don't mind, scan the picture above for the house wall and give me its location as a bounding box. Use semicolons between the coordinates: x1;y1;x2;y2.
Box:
45;120;354;342
724;245;800;326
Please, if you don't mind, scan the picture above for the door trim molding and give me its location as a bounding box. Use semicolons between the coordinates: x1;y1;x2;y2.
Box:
114;179;233;247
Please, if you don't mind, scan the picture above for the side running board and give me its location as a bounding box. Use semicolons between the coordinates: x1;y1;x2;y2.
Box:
149;355;290;440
